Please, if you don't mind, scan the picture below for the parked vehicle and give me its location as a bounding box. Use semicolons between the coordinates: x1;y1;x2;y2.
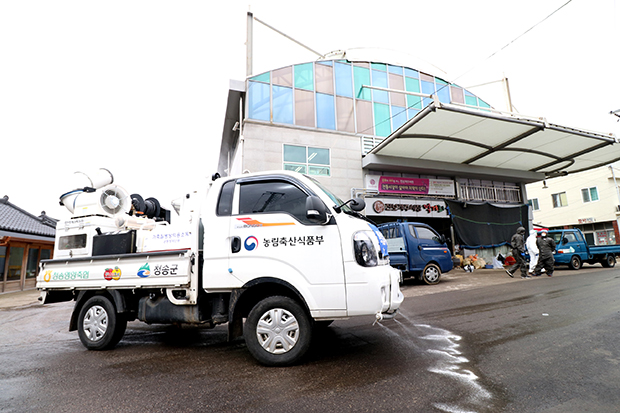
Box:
37;169;403;366
378;222;452;284
548;228;620;270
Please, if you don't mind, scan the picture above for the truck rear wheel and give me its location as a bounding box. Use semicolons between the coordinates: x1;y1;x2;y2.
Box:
602;255;616;268
244;296;312;366
421;263;441;285
569;255;582;270
77;295;127;350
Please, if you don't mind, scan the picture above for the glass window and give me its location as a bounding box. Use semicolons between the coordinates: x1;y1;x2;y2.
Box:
450;86;465;104
374;103;391;137
248;81;270;121
388;65;403;75
552;192;568;208
26;248;39;279
465;91;478;107
581;187;599;203
59;234;87;250
404;68;419;78
283;144;307;163
316;93;335;130
356;100;373;135
391;106;407;131
283;145;330;177
272;85;293;124
272;66;292;87
436;79;450;103
371;70;389;104
405;77;421;109
371;63;387;71
407;108;420;119
239;180;310;223
388;73;406;107
335;62;353;97
315;63;333;95
336;96;355;133
217;180;235;216
353;66;371;100
295;89;315;127
40;249;51;261
294;63;314;91
413;226;441;242
528;198;540;210
7;246;24;281
421;79;435;107
250;72;270;83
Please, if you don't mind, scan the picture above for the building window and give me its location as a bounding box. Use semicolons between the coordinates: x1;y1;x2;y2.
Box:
552;192;568;208
581;187;599;203
283;144;330;176
528;198;540;210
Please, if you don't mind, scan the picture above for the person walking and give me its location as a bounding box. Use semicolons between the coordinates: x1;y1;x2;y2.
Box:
525;229;539;276
534;230;556;276
506;226;530;278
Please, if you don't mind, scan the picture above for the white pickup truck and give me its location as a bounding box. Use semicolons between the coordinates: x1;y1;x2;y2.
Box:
37;169;403;366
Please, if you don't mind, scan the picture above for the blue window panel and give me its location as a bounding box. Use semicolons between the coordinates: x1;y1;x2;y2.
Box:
404;68;419;78
479;100;491;109
371;63;387;71
272;85;293;124
248;81;270;121
316;93;336;130
353;66;371;100
374;103;391;137
437;85;451;103
317;60;333;66
391;106;407;131
250;72;270;83
421;80;435;95
371;70;389;104
407;108;420;119
335;62;353;98
388;65;403;75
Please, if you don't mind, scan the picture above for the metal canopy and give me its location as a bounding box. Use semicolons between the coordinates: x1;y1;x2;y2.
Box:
369;102;620;178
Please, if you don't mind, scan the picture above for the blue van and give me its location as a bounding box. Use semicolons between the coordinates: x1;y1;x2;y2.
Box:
378;222;453;284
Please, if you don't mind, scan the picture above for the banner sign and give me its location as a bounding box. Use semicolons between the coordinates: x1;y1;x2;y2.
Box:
366;175;455;196
365;198;448;218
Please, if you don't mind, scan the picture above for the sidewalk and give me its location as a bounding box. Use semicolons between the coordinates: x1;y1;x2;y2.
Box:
0;289;41;309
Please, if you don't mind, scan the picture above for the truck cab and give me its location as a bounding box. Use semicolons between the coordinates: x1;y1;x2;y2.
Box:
378;222;452;284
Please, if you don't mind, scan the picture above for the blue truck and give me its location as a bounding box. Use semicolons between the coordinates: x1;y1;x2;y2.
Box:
378;222;453;284
547;228;620;270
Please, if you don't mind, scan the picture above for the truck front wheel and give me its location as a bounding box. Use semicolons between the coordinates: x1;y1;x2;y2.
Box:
244;296;312;366
421;263;441;285
569;255;582;270
77;295;127;350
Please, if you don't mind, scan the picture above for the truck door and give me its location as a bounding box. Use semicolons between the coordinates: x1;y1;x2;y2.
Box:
560;231;585;257
228;177;346;312
409;224;446;270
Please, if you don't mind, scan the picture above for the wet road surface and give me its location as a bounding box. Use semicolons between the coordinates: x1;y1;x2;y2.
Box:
1;266;619;412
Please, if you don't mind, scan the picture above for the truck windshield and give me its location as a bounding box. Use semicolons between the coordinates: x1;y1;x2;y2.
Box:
306;176;353;213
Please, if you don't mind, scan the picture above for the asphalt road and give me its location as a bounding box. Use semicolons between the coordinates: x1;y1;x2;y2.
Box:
1;266;619;412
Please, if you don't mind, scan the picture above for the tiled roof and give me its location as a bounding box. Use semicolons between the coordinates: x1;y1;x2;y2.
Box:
0;195;56;238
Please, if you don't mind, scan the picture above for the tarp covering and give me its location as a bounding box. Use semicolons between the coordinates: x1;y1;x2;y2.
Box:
445;200;529;249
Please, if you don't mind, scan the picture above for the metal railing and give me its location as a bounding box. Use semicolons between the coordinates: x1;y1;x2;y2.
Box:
459;183;522;203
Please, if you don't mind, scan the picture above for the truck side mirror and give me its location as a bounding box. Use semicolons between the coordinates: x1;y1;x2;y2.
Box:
306;196;330;225
349;197;366;212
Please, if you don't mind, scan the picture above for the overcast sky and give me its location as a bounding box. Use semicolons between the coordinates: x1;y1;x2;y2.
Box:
1;0;618;220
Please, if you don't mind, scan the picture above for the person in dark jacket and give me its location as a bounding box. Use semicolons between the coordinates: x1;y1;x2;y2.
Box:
506;226;530;278
534;230;556;276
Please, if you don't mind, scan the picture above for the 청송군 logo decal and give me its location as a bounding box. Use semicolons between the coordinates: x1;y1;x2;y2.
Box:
244;236;258;251
137;263;151;278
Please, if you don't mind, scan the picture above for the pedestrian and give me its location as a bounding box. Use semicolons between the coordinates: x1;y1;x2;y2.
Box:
506;226;530;278
525;229;539;275
534;230;556;276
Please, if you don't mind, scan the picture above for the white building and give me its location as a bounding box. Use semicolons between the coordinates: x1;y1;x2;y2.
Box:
526;164;620;245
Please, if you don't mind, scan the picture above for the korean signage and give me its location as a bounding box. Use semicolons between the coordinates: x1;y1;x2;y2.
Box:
365;198;448;218
365;175;455;196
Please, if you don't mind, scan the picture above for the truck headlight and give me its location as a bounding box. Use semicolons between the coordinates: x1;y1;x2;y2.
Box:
353;231;378;267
